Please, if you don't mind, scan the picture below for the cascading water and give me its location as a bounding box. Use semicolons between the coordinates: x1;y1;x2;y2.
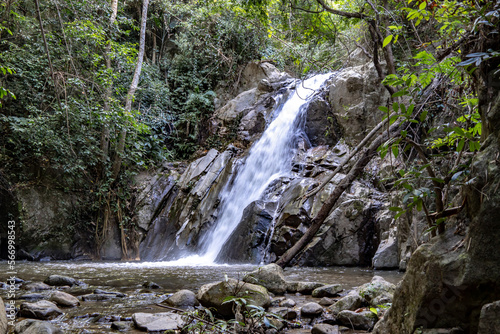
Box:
166;73;333;265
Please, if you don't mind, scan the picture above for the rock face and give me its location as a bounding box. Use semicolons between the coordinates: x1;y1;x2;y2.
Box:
242;264;287;295
0;297;7;334
132;312;184;332
14;319;62;334
19;300;63;320
328;62;390;144
197;278;270;316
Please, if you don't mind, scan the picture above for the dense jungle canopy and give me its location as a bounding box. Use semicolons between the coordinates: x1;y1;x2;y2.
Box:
0;0;499;258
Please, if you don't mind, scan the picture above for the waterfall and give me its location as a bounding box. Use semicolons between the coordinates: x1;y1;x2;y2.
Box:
166;73;333;265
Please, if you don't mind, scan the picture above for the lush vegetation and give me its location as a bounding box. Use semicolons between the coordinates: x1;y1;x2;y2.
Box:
1;0;498;258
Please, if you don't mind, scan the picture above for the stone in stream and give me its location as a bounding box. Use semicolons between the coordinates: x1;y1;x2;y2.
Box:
0;297;7;334
356;276;395;306
197;278;271;316
93;289;127;297
300;302;324;316
279;298;296;308
50;291;80;307
327;291;364;315
287;281;325;294
312;284;343;298
164;289;199;309
132;312;184;332
22;282;51;291
142;281;162;289
311;324;340;334
268;307;298;320
14;319;62;334
17;293;46;301
43;275;83;287
19;300;63;320
243;263;288;295
336;310;377;331
318;297;336;306
111;321;132;331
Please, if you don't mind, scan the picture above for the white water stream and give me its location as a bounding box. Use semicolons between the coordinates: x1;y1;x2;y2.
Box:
166;73;333;265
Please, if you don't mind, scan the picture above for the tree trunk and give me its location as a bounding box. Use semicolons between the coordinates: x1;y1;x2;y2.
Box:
111;0;149;181
100;0;118;172
275;122;401;268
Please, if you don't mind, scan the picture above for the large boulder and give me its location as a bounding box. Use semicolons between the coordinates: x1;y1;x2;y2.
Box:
477;300;500;334
19;300;63;320
372;230;399;269
14;319;62;334
164;290;199;309
197;278;271;316
0;297;7;334
300;302;324;317
132;312;184;332
243;263;287;295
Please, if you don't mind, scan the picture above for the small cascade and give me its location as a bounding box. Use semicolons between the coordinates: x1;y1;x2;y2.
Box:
169;73;333;265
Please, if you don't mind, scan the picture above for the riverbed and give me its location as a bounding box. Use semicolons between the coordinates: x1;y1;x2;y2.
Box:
0;261;403;333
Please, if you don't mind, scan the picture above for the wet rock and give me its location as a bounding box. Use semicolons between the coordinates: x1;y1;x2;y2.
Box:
303;96;341;147
197;278;271;316
327;291;364;315
111;321;132;331
318;297;336;306
0;297;7;334
19;300;63;320
243;263;287;295
164;290;199;309
142;281;162;289
336;310;377;331
17;293;46;301
132;312;184;332
93;289;127;297
372;233;399;269
478;300;500;334
280;298;296;308
300;302;323;316
22;282;51;291
43;275;82;287
356;276;395;306
218;200;277;263
287;281;325;294
311;324;340;334
312;284;343;298
268;307;298;320
14;319;62;334
50;291;79;307
80;294;116;301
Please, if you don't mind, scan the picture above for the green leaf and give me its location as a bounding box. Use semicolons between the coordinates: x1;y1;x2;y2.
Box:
389;206;403;212
419;1;427;10
420;110;428;122
392;102;399;113
378;106;389;113
457;138;465;152
392;144;399;158
383;35;393;48
392;90;407;98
